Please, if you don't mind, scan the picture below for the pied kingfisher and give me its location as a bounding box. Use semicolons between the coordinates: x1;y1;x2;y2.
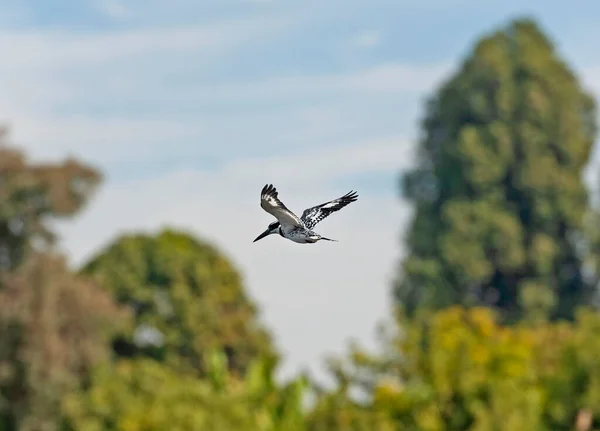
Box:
253;184;359;244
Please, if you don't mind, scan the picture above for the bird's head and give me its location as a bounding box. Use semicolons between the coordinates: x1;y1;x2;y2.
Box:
253;221;280;242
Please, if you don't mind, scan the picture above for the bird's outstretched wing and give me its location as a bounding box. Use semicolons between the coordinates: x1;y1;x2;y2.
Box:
260;184;303;228
301;190;358;230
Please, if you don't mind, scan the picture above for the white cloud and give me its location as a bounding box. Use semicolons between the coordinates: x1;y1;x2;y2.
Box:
353;30;381;48
0;42;448;164
344;62;452;92
0;7;450;166
0;15;289;124
222;136;416;184
0;18;274;70
194;62;453;103
95;0;129;20
6;115;203;163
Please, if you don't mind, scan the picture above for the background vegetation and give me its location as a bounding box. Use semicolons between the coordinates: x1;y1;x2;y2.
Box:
1;17;600;430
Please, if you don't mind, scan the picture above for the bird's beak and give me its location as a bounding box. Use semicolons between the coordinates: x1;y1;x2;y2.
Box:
253;228;270;243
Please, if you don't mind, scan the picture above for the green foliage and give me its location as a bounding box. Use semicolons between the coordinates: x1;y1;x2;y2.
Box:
0;133;116;431
395;18;598;321
385;307;545;430
0;128;101;272
57;306;600;431
80;229;275;376
322;306;600;431
62;352;308;431
307;391;395;431
307;368;395;431
0;253;129;431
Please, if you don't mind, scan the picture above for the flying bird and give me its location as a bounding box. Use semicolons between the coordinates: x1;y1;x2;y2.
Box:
253;184;358;244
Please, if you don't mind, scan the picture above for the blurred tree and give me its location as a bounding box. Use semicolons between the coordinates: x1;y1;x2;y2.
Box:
62;352;308;431
80;229;275;376
307;390;394;431
306;359;395;431
536;309;600;430
0;128;101;272
0;253;129;431
382;307;546;430
318;306;600;430
305;328;403;431
395;18;598;321
582;210;600;307
0;129;119;430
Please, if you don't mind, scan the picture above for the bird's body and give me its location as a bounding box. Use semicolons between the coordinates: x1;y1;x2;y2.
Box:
253;184;358;244
277;225;325;244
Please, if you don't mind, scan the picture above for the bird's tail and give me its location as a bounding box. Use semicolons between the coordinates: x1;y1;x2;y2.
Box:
320;236;337;242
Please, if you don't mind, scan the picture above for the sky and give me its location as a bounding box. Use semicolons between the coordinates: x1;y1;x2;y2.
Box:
1;0;600;382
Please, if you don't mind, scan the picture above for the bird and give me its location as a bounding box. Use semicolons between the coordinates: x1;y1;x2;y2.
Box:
253;184;358;244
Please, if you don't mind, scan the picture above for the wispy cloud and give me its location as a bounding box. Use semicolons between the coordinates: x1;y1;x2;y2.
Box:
185;62;453;103
222;136;415;185
0;20;450;164
94;0;129;21
0;18;278;69
352;30;381;48
6;115;202;163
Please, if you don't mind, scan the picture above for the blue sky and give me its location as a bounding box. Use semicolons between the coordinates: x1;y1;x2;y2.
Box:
1;0;599;381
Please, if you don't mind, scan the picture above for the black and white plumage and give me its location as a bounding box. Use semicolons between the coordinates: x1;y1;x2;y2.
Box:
253;184;358;244
300;190;359;230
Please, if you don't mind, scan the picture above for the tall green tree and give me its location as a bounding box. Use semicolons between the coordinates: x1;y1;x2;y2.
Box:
80;229;275;376
395;18;598;321
0;128;101;272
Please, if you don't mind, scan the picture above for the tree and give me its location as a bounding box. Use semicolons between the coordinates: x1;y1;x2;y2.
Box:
316;306;600;430
0;128;102;272
0;253;128;431
62;352;308;431
395;18;598;321
0;129;121;430
80;229;275;376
